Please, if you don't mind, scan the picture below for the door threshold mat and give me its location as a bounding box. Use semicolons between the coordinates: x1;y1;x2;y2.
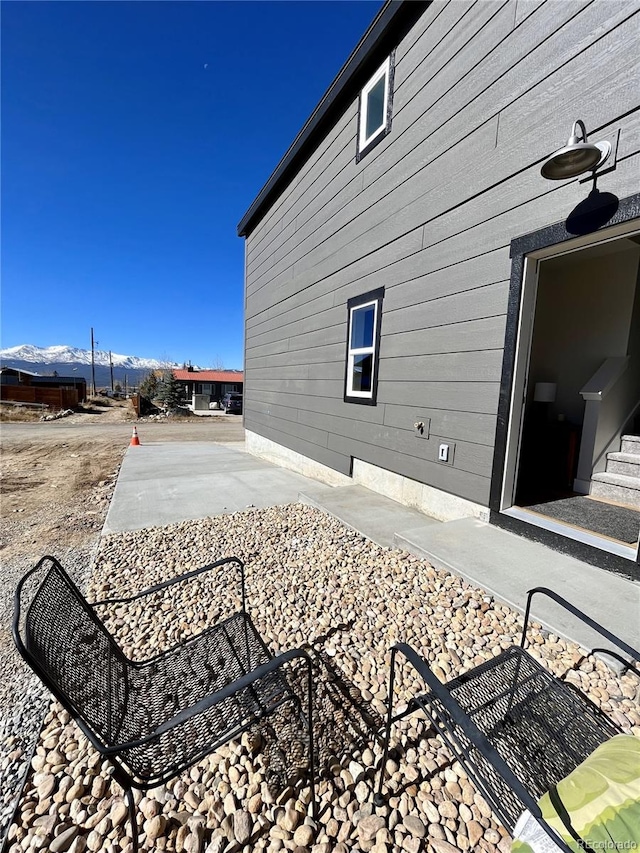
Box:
522;495;640;545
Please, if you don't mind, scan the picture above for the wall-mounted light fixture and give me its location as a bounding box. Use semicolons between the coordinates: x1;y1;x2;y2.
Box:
540;120;611;180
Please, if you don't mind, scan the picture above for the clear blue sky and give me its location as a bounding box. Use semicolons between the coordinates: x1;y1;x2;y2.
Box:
1;0;382;369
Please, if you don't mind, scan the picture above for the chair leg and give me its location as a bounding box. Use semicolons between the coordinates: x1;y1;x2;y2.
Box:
305;655;317;821
374;647;399;807
124;786;139;853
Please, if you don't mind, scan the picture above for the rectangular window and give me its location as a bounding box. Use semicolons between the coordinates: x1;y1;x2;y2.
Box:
357;54;394;160
365;75;386;140
344;288;384;404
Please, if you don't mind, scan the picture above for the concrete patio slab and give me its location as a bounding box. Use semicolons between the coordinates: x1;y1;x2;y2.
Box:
102;443;333;533
301;484;639;653
103;441;639;655
299;484;440;548
395;516;640;654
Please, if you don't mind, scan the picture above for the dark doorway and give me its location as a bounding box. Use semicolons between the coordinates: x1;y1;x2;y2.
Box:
490;199;640;573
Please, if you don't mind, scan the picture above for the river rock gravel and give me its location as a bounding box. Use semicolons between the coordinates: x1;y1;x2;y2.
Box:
5;504;640;853
0;532;113;849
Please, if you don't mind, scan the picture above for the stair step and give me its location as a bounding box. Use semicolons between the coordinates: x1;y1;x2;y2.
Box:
606;452;640;477
621;434;640;455
591;472;640;509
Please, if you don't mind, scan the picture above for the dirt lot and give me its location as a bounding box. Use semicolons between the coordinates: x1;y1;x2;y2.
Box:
0;400;245;843
0;399;245;564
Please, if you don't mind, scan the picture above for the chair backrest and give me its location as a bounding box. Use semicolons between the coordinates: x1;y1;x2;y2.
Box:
13;556;128;748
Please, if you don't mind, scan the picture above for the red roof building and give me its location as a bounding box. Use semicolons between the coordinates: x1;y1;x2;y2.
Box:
173;369;243;409
173;370;243;384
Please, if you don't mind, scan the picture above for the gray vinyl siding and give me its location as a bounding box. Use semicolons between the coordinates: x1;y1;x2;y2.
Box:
243;0;640;507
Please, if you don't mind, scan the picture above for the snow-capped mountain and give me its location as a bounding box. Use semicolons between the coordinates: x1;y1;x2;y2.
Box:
0;344;177;388
0;344;166;371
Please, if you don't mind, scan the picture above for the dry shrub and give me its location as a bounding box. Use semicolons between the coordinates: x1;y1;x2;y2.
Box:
0;404;44;422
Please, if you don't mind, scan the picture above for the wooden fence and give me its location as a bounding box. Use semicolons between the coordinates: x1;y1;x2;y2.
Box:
0;386;80;411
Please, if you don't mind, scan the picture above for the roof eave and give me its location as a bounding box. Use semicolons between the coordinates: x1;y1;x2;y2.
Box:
237;0;429;238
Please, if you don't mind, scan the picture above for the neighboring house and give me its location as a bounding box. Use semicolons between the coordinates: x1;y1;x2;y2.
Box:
0;367;87;408
173;369;244;410
238;0;640;575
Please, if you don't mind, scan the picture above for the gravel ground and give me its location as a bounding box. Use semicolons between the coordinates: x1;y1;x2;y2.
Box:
0;416;245;851
0;474;118;850
5;504;640;853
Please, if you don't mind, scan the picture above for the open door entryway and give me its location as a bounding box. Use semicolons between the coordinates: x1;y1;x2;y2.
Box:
495;213;640;572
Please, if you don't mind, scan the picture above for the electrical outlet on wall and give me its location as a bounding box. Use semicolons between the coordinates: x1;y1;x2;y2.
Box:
437;442;455;464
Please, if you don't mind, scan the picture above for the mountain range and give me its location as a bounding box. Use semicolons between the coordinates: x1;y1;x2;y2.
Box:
0;344;175;389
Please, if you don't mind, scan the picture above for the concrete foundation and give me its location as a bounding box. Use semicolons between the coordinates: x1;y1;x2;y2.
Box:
245;431;352;487
352;459;489;523
246;431;489;523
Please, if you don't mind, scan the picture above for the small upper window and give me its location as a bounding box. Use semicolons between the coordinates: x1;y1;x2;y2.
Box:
357;55;394;160
344;288;384;404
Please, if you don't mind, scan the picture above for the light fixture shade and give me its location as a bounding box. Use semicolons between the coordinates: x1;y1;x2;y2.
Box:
541;120;611;180
534;382;557;403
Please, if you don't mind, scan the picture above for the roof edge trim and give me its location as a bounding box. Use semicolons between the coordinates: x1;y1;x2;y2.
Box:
237;0;428;238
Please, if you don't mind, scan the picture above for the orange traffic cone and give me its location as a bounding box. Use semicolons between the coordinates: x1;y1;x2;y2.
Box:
130;426;141;446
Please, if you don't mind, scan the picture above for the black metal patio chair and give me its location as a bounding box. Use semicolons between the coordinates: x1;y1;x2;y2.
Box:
374;587;640;853
13;555;315;852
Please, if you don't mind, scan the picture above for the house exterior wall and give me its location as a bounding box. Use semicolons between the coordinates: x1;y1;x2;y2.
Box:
184;381;243;398
174;372;244;406
242;0;640;512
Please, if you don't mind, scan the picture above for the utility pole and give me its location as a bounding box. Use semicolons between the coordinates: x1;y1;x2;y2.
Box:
109;351;114;393
90;327;96;396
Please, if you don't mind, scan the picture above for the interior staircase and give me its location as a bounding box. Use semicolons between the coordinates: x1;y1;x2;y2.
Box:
590;434;640;509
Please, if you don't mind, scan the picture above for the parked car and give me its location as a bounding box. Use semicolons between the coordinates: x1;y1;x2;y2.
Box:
221;392;243;414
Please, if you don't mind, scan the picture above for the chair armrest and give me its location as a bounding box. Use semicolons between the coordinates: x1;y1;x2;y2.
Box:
391;642;544;821
101;647;312;753
91;556;246;611
522;587;640;668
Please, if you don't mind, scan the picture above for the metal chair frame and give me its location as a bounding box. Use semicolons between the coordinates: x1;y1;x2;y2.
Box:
374;586;640;853
13;555;315;852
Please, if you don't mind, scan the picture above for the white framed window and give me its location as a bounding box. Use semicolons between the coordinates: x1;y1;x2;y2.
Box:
357;55;394;160
344;288;384;404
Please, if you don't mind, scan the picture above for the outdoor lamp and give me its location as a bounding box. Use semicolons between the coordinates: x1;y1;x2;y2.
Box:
540;120;611;180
